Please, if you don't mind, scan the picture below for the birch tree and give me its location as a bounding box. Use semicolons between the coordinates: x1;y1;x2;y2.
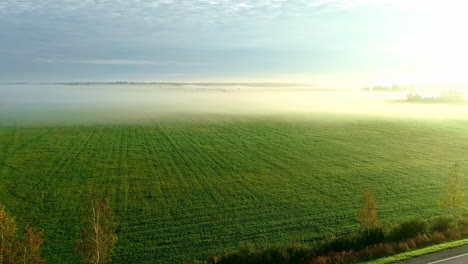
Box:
21;226;45;264
439;163;466;216
0;205;18;264
76;196;117;264
357;190;378;235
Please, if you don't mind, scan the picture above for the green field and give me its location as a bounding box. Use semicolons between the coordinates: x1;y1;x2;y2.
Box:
0;114;467;263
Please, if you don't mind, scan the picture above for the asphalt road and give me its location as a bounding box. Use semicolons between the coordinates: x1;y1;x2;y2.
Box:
397;245;468;264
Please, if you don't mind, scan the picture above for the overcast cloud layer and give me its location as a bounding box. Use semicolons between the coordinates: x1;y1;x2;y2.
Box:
0;0;467;85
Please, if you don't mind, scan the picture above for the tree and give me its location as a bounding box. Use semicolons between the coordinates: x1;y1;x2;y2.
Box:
20;225;45;264
76;195;117;264
0;205;19;264
0;206;45;264
439;163;466;216
357;190;378;235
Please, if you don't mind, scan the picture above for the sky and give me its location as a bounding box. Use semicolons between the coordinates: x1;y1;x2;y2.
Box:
0;0;467;87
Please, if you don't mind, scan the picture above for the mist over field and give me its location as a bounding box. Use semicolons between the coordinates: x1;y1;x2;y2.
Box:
2;84;468;125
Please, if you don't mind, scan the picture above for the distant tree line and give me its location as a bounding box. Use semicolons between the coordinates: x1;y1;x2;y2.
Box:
407;90;465;103
362;85;410;92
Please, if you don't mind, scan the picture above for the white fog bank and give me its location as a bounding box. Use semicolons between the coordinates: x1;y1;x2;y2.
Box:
1;84;468;124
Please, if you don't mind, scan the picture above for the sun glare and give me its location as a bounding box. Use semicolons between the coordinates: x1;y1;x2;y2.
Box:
383;0;468;84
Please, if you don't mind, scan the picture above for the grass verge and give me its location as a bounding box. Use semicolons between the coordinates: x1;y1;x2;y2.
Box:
361;238;468;264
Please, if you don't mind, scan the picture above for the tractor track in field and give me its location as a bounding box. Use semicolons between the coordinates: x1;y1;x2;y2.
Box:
3;128;98;208
0;161;21;172
0;128;52;176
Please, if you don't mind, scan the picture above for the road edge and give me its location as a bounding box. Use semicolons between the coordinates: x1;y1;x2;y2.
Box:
358;238;468;264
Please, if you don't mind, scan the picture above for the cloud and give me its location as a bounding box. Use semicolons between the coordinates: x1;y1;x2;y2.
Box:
236;3;254;8
3;0;442;82
73;60;198;66
0;0;403;23
0;0;393;34
308;0;390;10
0;0;286;24
32;59;204;66
308;0;338;8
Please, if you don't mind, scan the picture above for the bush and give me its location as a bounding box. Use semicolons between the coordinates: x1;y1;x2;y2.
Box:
389;218;428;241
204;215;468;264
362;228;386;245
311;256;329;264
443;228;461;240
457;217;468;235
430;216;455;233
407;239;417;249
264;245;289;264
430;232;446;244
396;242;410;252
329;250;358;264
285;243;315;263
207;251;229;264
358;243;395;261
412;233;431;246
321;228;385;254
322;233;363;253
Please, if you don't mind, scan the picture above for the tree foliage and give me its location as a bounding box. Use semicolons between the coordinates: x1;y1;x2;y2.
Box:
357;190;378;235
0;205;18;263
0;205;45;264
21;226;46;264
439;163;466;216
75;195;117;264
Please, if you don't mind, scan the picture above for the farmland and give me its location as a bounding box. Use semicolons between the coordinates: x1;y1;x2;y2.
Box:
0;113;467;263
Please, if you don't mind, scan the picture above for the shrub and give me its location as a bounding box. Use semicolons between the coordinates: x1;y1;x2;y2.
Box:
443;228;461;240
407;239;417;249
321;229;385;254
430;216;455;232
456;217;468;235
286;243;315;263
389;218;428;241
396;242;410;252
207;251;229;264
264;245;289;264
311;256;329;264
329;250;358;264
430;232;446;244
361;228;386;245
203;215;468;264
412;233;430;246
370;243;394;257
322;235;362;253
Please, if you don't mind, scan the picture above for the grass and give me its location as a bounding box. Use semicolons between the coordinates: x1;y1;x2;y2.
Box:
361;238;468;264
1;113;468;263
